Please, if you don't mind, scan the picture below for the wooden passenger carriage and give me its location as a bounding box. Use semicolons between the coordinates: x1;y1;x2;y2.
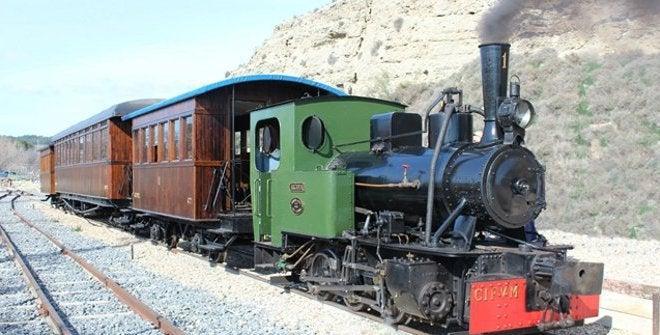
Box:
50;99;161;207
122;75;345;223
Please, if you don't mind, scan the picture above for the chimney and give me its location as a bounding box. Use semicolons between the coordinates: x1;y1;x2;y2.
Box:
479;43;510;143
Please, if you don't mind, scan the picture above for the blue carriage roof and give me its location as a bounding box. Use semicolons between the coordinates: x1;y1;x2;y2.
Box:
121;74;346;121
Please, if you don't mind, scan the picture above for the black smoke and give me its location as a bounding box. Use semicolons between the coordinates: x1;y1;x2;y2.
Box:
478;0;660;43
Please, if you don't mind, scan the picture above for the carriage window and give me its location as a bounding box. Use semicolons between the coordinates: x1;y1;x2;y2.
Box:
132;130;139;163
79;136;84;164
93;131;99;161
151;125;158;163
162;122;169;162
143;127;149;163
184;116;192;160
100;130;107;161
173;119;180;160
86;133;92;162
235;131;241;155
255;118;280;172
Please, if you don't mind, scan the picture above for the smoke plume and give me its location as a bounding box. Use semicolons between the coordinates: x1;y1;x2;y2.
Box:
478;0;660;43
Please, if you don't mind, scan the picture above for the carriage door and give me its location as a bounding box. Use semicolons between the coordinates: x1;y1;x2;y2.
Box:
253;118;281;242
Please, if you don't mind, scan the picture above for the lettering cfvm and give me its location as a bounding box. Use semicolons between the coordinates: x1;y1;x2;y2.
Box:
472;283;519;302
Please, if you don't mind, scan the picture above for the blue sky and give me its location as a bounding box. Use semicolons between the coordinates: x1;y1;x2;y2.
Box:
0;0;329;137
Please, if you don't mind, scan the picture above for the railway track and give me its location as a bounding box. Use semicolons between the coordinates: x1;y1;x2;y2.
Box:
0;193;184;335
1;190;620;335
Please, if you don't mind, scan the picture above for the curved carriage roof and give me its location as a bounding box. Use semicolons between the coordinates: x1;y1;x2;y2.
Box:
52;99;162;142
121;74;346;121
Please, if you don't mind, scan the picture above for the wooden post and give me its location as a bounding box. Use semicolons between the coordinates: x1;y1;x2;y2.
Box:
653;292;659;335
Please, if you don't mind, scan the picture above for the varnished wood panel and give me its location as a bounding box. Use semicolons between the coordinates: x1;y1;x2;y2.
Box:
39;149;55;194
56;163;107;198
109;119;132;163
109;164;131;199
132;163;195;218
132;100;194;129
194;113;226;162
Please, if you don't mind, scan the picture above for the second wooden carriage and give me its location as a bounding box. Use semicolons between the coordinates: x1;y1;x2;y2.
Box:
51;99;160;208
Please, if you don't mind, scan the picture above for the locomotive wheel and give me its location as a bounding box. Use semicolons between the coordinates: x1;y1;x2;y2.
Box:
383;306;407;325
308;250;339;301
210;251;225;264
343;294;367;312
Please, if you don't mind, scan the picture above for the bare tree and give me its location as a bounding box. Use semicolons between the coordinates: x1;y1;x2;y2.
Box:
0;137;39;176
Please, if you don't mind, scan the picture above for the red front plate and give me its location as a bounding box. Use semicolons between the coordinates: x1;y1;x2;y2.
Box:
468;278;599;334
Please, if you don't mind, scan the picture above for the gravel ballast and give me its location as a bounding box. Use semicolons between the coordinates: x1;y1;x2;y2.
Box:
0;240;51;335
0;198;160;335
541;229;659;287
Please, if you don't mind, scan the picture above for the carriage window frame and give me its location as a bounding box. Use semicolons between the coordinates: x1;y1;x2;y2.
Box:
152;125;159;163
85;131;92;163
183;116;193;160
78;135;84;164
93;130;99;161
143;127;150;163
132;130;139;163
173;118;181;161
161;121;169;162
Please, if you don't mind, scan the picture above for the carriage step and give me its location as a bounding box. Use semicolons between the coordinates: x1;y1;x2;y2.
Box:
198;242;226;252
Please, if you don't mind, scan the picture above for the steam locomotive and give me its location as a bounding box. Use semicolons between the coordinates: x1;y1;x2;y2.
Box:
40;43;603;334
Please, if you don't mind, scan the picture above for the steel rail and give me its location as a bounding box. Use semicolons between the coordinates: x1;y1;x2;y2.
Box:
25;191;434;335
0;216;73;335
9;197;186;335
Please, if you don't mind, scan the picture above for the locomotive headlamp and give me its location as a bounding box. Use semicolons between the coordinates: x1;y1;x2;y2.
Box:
512;99;535;128
497;98;535;129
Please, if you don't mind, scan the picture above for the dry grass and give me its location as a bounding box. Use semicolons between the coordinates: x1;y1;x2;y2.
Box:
374;50;659;239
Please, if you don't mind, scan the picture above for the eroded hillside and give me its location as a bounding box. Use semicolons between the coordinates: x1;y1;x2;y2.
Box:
231;0;659;238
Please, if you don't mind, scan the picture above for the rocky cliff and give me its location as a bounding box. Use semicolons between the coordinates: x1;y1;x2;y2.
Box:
231;0;660;239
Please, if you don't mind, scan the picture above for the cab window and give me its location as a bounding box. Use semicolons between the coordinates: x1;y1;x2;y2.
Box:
255;118;280;172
